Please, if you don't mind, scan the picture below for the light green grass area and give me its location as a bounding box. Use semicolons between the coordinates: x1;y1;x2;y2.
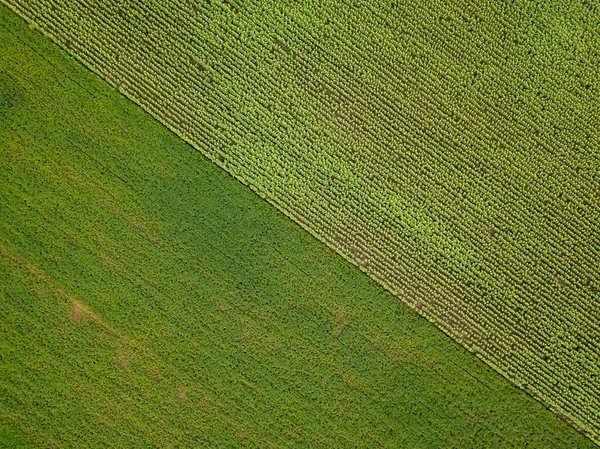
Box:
2;0;598;440
0;6;596;448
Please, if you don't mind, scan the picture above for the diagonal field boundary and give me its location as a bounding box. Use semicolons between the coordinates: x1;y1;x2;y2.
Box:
3;0;599;443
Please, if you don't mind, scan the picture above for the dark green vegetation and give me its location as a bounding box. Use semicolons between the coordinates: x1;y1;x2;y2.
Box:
0;6;596;448
3;0;598;441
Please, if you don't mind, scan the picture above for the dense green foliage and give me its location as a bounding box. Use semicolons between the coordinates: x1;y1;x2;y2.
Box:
3;0;598;441
0;6;596;447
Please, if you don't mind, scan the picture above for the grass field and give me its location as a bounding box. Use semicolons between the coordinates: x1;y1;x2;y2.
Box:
3;0;598;442
0;5;597;448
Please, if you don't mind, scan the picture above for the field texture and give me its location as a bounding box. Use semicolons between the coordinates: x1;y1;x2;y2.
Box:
0;7;594;448
3;0;598;442
0;5;598;448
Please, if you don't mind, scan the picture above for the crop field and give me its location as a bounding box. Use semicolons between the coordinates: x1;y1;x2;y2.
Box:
3;0;598;443
1;5;598;448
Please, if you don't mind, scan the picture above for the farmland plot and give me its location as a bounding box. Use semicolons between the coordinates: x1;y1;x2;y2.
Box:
1;0;600;445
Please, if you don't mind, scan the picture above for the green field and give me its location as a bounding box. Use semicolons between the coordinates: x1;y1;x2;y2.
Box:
3;0;598;442
0;5;597;447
